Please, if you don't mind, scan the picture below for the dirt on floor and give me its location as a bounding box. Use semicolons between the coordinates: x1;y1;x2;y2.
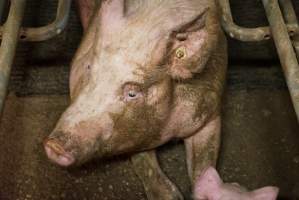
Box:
0;86;298;200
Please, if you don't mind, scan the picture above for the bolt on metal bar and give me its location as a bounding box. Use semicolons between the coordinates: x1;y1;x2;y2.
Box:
262;0;299;120
0;0;71;42
0;0;26;114
219;0;299;42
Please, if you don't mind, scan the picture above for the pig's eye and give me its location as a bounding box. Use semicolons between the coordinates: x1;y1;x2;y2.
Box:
123;84;143;102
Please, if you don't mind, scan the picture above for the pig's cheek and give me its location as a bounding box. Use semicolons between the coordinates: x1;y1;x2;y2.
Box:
146;90;171;120
147;87;160;106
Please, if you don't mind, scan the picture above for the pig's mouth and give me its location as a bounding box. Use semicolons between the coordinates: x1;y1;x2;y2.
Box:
44;139;75;167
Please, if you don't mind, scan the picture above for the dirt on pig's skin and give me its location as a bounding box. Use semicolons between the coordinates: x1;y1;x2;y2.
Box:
109;104;163;153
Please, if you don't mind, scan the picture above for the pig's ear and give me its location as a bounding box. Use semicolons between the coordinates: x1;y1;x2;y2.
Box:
100;0;126;33
77;0;97;31
167;8;214;80
251;186;279;200
194;167;222;199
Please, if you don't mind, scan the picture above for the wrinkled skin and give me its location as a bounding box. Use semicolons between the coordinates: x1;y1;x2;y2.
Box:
44;0;227;199
194;167;279;200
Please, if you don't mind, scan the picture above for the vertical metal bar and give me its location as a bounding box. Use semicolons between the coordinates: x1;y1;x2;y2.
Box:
262;0;299;121
291;41;299;62
279;0;298;27
0;0;26;114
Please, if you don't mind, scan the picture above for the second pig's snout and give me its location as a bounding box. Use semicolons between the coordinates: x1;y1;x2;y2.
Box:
44;138;75;167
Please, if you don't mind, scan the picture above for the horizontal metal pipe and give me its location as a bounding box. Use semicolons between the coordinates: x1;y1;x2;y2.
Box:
0;0;71;42
0;0;26;114
219;0;299;42
262;0;299;121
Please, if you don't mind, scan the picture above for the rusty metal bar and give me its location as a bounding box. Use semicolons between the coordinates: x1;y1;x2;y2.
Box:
0;0;26;114
219;0;299;42
0;0;71;42
262;0;299;120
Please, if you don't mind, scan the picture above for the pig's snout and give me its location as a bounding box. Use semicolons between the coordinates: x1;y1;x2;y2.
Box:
44;139;75;167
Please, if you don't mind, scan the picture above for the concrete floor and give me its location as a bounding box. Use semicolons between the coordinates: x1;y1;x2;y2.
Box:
0;64;298;199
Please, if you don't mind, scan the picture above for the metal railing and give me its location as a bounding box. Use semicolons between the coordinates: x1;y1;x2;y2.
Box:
0;0;26;114
220;0;299;121
0;0;71;42
0;0;71;115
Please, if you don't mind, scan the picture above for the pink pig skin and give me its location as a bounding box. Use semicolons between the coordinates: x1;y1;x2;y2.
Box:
194;167;279;200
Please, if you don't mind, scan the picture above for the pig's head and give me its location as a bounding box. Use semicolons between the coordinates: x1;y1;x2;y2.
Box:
44;0;220;167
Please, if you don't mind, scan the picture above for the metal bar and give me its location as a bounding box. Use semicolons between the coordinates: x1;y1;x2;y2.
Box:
262;0;299;121
0;0;71;42
290;39;299;59
219;0;271;41
279;0;298;27
279;0;299;56
0;0;26;114
219;0;299;42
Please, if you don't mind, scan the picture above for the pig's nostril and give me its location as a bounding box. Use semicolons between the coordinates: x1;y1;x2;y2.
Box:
44;139;75;167
45;139;66;154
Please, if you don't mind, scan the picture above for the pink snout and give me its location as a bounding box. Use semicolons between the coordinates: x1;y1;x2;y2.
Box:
44;139;75;167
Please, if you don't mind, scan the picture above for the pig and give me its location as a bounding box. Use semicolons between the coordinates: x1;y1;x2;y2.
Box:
44;0;227;199
194;167;279;200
